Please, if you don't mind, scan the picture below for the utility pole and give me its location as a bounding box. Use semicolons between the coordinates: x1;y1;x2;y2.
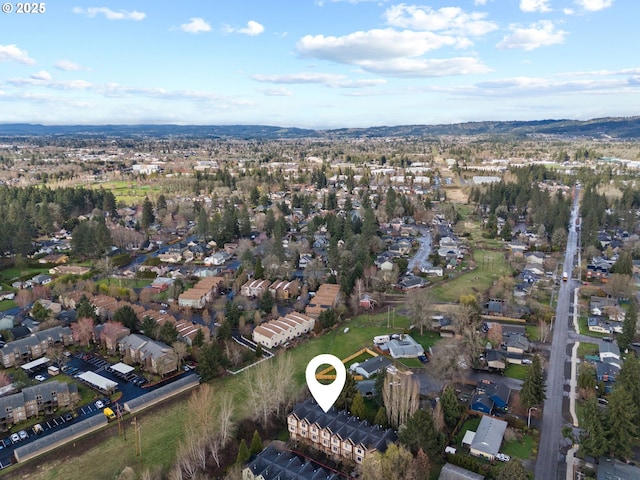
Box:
132;416;141;459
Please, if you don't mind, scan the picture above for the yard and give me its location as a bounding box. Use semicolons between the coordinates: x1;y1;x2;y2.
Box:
501;432;536;460
89;180;164;204
578;316;611;339
577;342;599;358
431;249;513;302
504;364;529;381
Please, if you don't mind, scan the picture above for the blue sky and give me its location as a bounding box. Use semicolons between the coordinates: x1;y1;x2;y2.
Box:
0;0;637;127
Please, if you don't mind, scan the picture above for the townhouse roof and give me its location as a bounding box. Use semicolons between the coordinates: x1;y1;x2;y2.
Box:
291;398;397;451
245;445;344;480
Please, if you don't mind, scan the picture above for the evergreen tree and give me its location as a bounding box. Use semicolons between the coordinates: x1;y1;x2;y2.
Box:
141;197;154;230
156;194;167;212
254;257;264;279
157;321;178;345
335;372;357;411
618;299;637;351
196;207;210;240
76;295;97;320
374;407;388;428
580;398;609;459
236;439;250;465
113;305;140;332
250;430;263;455
616;354;640;425
258;289;274;313
605;385;638;458
520;355;546;409
398;408;444;457
440;385;464;429
500;221;512;241
350;391;367;419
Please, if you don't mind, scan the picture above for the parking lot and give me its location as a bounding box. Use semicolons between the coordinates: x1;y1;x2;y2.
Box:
0;351;191;469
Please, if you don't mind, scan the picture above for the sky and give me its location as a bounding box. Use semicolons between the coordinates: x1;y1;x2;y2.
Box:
0;0;638;128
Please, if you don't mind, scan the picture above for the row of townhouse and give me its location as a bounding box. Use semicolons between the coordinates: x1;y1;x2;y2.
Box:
240;279;272;298
268;279;300;301
178;276;223;309
287;398;397;465
305;283;341;318
252;312;315;349
1;326;74;368
118;333;178;376
140;309;211;346
0;381;79;431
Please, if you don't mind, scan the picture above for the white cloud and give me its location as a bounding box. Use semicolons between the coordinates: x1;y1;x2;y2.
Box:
474;0;488;4
72;7;145;21
252;72;386;88
55;59;90;71
31;71;51;81
258;87;293;96
384;5;498;37
563;8;575;14
497;21;567;51
179;18;211;34
0;44;36;65
519;0;552;13
225;20;265;36
575;0;614;11
298;29;467;64
356;56;492;77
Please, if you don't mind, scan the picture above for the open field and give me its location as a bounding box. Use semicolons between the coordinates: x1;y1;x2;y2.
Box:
577;342;599;358
0;299;17;312
504;364;529;381
501;433;536;460
431;249;512;302
89;180;164;204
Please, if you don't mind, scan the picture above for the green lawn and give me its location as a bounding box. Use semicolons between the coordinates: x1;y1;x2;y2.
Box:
501;434;536;460
504;364;529;381
0;299;17;312
0;266;51;283
455;416;481;446
577;342;599;358
96;277;153;290
90;180;164;204
578;317;610;338
431;249;512;302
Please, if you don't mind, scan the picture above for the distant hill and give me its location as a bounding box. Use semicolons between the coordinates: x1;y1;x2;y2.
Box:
1;117;639;139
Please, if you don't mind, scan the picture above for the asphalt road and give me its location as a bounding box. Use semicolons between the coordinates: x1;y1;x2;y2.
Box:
535;188;580;479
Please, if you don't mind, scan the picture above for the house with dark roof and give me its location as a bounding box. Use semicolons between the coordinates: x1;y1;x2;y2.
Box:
469;416;508;461
243;445;345;480
287;398;397;465
351;356;392;379
438;463;485;480
470;393;493;415
470;381;511;415
1;326;74;368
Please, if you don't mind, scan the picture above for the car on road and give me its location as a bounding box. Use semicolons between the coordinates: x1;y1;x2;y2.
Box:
35;374;46;381
496;453;511;462
18;430;28;440
10;433;20;444
95;400;105;409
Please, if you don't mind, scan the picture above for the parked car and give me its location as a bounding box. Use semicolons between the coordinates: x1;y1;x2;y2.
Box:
18;430;28;440
522;358;532;365
35;374;46;382
10;433;20;443
64;412;74;422
496;453;511;462
34;424;44;434
95;400;105;409
102;397;111;406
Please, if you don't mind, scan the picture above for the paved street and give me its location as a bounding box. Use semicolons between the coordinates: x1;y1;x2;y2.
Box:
535;188;580;479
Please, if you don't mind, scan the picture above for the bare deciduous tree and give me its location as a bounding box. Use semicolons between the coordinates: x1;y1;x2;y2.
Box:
383;368;419;429
71;317;95;347
406;290;434;335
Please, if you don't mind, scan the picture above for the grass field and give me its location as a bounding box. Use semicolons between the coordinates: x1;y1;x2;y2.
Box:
90;180;164;204
578;317;611;338
501;433;536;460
0;266;51;283
577;342;599;358
504;364;529;381
431;249;512;302
13;309;441;480
0;299;17;312
96;277;153;290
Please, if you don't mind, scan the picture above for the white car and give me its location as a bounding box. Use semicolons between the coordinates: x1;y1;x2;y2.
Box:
95;400;105;409
496;453;511;462
35;374;46;382
522;359;532;365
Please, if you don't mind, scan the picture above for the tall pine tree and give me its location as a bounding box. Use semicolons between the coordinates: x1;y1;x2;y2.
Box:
520;355;546;409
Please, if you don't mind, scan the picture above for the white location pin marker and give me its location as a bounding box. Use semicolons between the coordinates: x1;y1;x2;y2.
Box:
305;354;347;413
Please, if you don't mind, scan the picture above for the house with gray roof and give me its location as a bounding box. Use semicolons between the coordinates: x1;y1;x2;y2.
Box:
118;334;177;376
351;356;392;379
287;398;397;465
385;335;424;359
1;326;73;368
244;444;344;480
439;463;485;480
469;416;508;461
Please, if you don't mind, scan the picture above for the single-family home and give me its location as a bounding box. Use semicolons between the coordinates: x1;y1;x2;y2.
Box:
599;342;621;368
350;356;392;379
469;416;508;461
